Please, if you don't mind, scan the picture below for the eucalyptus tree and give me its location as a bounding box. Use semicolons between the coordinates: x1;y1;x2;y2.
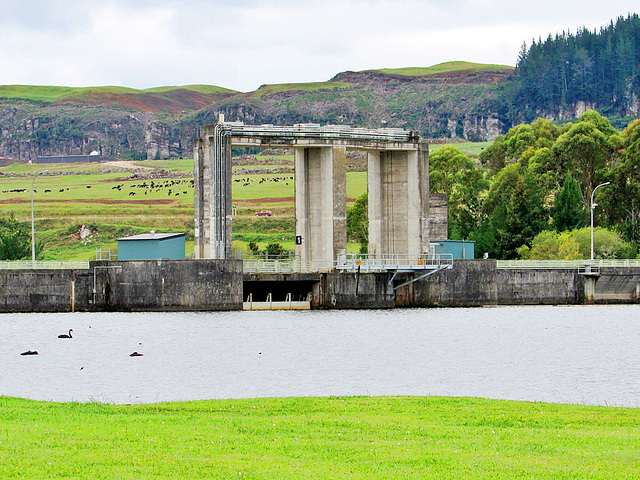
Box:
429;146;488;239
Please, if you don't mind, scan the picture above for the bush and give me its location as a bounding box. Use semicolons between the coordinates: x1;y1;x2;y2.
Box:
0;213;33;260
520;227;636;260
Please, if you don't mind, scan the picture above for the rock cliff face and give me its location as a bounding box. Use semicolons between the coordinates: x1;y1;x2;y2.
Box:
0;68;512;162
178;68;510;147
0;100;163;161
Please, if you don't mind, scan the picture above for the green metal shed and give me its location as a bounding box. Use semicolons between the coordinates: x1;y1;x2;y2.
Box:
432;240;475;260
117;232;186;260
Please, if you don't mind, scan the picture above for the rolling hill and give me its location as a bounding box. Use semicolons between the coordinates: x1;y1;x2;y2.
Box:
0;61;513;163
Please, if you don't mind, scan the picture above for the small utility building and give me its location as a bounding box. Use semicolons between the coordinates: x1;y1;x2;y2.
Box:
117;232;186;260
432;240;475;260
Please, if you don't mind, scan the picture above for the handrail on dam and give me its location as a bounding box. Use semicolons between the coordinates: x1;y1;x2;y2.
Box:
243;254;453;274
497;259;640;269
243;259;328;274
336;253;454;272
0;260;90;270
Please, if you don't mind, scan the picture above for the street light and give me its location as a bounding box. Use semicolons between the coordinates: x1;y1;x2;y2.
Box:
590;181;610;261
31;170;48;264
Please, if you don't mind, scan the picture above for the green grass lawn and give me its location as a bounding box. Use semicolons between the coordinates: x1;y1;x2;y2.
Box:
1;395;638;479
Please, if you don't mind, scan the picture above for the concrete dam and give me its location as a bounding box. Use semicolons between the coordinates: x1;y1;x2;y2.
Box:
1;259;640;312
3;122;640;312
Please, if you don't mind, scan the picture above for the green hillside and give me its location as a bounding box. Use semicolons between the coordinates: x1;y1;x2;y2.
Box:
371;61;514;77
0;61;514;164
0;84;237;103
247;81;352;98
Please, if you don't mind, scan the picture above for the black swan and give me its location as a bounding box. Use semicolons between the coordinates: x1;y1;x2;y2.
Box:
130;352;143;357
58;329;73;338
20;350;38;356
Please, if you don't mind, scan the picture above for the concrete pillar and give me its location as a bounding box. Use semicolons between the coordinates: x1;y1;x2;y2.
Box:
367;141;430;257
418;140;430;254
193;125;232;259
367;150;382;257
193;134;207;259
584;275;597;302
295;146;347;269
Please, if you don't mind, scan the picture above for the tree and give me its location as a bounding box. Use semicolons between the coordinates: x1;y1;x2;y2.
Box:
347;192;368;253
430;146;488;239
522;227;635;260
248;241;261;256
510;15;640;121
478;135;507;176
551;172;588;231
478;119;561;177
0;213;32;260
476;164;548;259
265;242;286;259
518;230;582;260
500;174;549;258
599;119;640;244
551;116;612;203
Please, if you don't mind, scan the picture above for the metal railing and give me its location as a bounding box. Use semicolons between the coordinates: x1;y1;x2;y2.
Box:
243;259;333;274
336;253;454;272
243;253;454;274
497;259;640;269
0;260;90;270
95;248;117;261
220;122;416;144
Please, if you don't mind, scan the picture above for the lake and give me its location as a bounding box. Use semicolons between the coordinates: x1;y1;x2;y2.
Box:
1;305;639;406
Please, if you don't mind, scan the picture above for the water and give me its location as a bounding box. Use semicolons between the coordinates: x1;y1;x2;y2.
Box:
1;305;639;406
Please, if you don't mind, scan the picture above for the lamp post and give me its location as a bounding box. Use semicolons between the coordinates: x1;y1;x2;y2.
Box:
590;181;610;262
31;170;48;264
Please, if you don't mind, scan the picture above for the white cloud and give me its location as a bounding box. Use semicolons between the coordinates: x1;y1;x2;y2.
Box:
0;0;637;91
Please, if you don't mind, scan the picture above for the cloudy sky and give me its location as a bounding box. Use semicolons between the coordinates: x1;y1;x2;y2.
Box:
0;0;637;92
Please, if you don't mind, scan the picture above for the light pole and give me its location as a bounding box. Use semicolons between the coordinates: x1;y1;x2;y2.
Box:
31;170;48;264
590;181;610;262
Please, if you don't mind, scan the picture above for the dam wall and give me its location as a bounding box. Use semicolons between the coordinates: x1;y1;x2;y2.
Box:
311;261;584;309
1;260;638;312
0;260;243;313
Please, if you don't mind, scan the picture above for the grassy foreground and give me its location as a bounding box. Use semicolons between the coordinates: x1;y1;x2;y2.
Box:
1;396;639;479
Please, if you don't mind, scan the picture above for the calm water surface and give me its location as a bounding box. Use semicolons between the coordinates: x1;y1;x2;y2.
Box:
1;305;639;406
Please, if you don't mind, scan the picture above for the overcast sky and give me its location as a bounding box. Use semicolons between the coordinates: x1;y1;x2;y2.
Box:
0;0;637;92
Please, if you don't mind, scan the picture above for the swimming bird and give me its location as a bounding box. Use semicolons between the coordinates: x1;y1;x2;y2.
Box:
20;350;38;356
130;352;143;357
58;329;73;338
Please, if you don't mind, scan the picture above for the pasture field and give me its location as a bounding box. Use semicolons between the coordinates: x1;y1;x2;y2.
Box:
373;61;514;77
0;156;368;260
430;140;492;157
1;395;638;479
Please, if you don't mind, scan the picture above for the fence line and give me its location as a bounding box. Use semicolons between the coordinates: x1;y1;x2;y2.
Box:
0;261;90;270
3;258;640;273
243;253;455;274
497;259;640;269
